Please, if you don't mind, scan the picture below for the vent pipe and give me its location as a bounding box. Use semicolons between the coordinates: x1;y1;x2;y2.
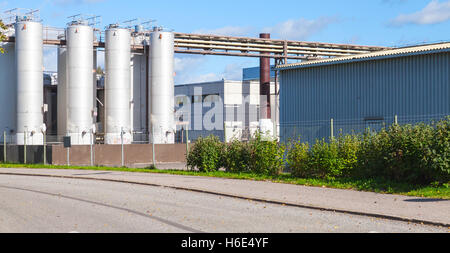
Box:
259;33;271;120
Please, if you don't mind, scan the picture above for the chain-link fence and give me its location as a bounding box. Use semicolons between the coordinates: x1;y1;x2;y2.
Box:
1;113;448;166
0;131;177;166
279;113;450;144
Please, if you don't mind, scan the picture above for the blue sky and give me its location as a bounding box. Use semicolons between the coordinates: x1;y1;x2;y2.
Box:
2;0;450;84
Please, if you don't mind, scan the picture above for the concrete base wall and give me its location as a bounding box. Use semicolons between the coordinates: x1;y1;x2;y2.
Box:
1;144;187;167
51;144;187;167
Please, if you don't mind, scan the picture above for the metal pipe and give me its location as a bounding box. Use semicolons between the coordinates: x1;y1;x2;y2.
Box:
173;49;306;60
260;33;271;120
274;67;278;141
174;42;284;53
174;39;285;49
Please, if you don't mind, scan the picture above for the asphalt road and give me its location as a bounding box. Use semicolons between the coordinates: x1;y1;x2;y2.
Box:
0;174;447;233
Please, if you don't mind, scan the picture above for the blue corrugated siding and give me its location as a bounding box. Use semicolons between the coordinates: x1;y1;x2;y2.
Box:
280;52;450;143
242;66;276;81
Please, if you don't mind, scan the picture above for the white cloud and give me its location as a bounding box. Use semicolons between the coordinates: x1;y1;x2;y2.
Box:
174;56;204;73
184;73;220;84
174;55;221;84
193;26;253;37
390;0;450;26
222;63;246;81
263;16;340;40
174;55;250;84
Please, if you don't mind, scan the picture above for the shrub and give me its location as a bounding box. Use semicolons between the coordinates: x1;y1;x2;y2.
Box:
285;139;310;178
336;133;361;178
186;135;225;172
287;133;360;180
248;131;285;176
224;139;251;173
357;123;436;184
429;117;450;183
307;139;343;179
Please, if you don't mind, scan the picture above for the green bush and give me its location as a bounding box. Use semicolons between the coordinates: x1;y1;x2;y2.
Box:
285;139;310;178
357;123;436;184
248;131;285;176
429;117;450;183
308;139;343;179
186;135;225;172
287;134;360;180
336;133;361;178
224;139;251;173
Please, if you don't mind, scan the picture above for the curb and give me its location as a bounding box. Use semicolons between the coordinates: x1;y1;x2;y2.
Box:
0;172;449;228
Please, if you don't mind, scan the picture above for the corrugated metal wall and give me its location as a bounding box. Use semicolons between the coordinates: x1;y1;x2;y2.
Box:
280;52;450;143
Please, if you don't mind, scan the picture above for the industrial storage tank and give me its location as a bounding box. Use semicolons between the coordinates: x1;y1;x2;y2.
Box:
57;46;67;137
65;21;95;145
149;27;175;144
0;28;17;138
104;24;132;144
15;18;44;145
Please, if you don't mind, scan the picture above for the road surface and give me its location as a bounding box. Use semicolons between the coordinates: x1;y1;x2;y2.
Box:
0;174;447;233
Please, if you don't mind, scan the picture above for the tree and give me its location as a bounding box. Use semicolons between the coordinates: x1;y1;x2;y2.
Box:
0;19;7;54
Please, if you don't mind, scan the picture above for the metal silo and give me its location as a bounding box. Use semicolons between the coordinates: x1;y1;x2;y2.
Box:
104;25;132;144
0;40;17;138
15;18;44;145
66;21;95;145
149;28;175;144
57;46;67;137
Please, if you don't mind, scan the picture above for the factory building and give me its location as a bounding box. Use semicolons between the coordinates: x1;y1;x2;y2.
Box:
242;65;276;81
174;79;279;142
276;42;450;144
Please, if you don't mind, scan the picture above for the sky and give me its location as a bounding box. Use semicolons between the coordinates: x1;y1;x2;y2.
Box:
1;0;450;84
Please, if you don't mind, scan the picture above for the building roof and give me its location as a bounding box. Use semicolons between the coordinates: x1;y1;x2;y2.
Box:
276;42;450;70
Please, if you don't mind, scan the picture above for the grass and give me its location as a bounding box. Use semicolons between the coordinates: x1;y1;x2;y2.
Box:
1;162;449;199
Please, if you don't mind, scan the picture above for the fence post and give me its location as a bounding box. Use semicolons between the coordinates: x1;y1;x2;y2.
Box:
67;147;70;166
90;130;93;167
223;121;227;143
330;118;334;141
3;131;6;163
43;133;46;165
24;131;27;164
152;128;156;167
121;127;124;167
394;115;398;125
186;124;189;156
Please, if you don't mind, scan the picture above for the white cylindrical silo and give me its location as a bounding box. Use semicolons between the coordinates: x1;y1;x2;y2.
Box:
57;46;67;137
66;22;94;145
0;40;17;138
149;29;175;144
104;26;132;144
15;20;44;145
